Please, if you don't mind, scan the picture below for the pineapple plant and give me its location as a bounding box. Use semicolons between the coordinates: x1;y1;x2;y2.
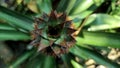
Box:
0;0;120;68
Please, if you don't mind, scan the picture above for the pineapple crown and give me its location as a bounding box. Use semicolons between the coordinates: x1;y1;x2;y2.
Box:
30;11;76;57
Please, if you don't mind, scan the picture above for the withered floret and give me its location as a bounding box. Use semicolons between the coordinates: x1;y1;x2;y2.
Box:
30;11;76;56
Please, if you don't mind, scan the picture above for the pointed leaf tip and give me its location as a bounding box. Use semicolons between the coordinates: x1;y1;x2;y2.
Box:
67;28;76;35
49;11;57;21
59;13;67;21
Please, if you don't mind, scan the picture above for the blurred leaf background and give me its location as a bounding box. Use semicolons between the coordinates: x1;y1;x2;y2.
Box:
0;0;120;68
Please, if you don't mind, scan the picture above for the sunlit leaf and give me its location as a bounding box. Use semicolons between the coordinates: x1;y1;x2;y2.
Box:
65;0;76;14
17;0;23;5
76;31;120;48
69;0;104;20
85;14;120;31
70;0;94;15
71;60;83;68
27;1;39;13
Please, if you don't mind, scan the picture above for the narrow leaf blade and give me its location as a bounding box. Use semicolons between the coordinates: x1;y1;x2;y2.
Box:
0;30;30;40
0;6;34;31
76;31;120;48
70;46;120;68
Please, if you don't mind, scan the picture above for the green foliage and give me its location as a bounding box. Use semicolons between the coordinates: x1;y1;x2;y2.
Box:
76;31;120;48
0;23;16;30
0;6;34;31
0;30;30;40
85;14;120;31
0;0;120;68
70;46;120;68
36;0;52;13
9;49;36;68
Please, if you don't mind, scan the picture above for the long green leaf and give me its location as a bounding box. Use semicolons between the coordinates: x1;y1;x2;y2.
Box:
61;54;73;68
43;56;55;68
65;0;76;14
26;54;45;68
36;0;52;14
85;14;120;31
0;23;16;30
76;31;120;48
0;6;34;31
70;0;94;15
69;0;104;19
70;46;120;68
56;0;70;12
9;49;36;68
0;30;30;40
71;60;83;68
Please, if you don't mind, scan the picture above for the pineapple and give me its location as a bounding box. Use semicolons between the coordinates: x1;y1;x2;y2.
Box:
31;11;76;56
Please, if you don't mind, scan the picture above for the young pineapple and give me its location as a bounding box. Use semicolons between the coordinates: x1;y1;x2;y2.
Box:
31;11;76;56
